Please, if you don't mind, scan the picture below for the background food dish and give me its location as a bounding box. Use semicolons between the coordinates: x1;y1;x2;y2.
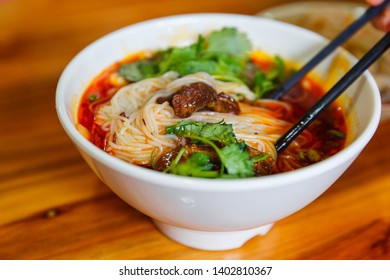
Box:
257;1;390;121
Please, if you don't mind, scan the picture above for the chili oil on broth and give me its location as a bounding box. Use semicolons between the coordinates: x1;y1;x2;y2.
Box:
76;50;347;176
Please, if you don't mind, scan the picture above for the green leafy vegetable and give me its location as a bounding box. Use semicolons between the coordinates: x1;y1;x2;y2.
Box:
88;94;99;102
265;55;285;80
117;60;158;82
253;72;275;99
307;149;321;162
157;45;199;74
166;120;237;146
117;27;253;84
177;60;217;76
205;27;252;60
117;27;295;101
219;142;254;178
166;120;270;178
251;153;270;163
298;149;321;163
252;55;291;99
327;129;346;139
169;152;218;178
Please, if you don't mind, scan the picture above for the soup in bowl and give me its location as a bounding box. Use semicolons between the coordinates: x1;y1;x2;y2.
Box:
56;14;381;250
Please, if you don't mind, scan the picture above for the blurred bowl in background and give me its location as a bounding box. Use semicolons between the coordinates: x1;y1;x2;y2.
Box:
257;1;390;121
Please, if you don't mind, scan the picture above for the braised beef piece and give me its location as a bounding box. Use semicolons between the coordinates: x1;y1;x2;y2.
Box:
207;92;240;114
247;146;275;176
158;82;241;118
172;82;216;118
156;93;174;105
153;146;181;171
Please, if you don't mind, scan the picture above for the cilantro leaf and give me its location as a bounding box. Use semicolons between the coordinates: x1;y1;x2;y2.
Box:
166;120;237;146
157;46;198;74
252;55;293;98
171;152;219;178
117;28;295;102
253;72;275;99
205;27;252;60
213;54;245;78
118;60;158;82
219;142;254;178
166;121;258;178
176;60;217;76
265;55;285;80
88;94;99;102
118;27;253;83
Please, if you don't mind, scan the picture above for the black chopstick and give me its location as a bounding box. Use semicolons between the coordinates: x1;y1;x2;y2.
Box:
267;0;390;100
275;31;390;153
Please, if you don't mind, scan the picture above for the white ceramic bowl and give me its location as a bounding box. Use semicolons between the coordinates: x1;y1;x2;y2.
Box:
56;13;381;250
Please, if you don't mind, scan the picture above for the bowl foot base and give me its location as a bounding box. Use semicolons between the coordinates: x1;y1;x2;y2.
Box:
153;220;273;251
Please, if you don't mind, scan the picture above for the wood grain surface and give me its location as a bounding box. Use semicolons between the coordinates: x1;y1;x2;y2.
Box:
1;0;389;260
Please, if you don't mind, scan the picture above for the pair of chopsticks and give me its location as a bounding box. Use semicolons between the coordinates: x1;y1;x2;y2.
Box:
273;0;390;153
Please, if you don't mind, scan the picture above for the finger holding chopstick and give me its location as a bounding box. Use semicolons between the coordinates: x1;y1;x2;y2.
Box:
367;0;390;31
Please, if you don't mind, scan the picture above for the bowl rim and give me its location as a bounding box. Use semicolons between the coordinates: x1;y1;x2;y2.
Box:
55;13;382;192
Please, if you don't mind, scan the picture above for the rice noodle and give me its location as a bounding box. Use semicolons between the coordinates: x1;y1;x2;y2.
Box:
95;72;292;165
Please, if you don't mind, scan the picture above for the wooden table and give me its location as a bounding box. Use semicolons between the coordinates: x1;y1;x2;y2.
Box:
1;0;389;260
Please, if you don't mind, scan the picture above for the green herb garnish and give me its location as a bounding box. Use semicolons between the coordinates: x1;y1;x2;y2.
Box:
166;120;237;146
117;60;158;82
166;120;269;178
169;152;218;178
327;129;346;139
307;149;321;162
117;27;294;100
88;94;99;102
117;27;252;84
253;55;291;99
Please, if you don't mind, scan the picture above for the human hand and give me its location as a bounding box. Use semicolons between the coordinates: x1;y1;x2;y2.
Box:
367;0;390;31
